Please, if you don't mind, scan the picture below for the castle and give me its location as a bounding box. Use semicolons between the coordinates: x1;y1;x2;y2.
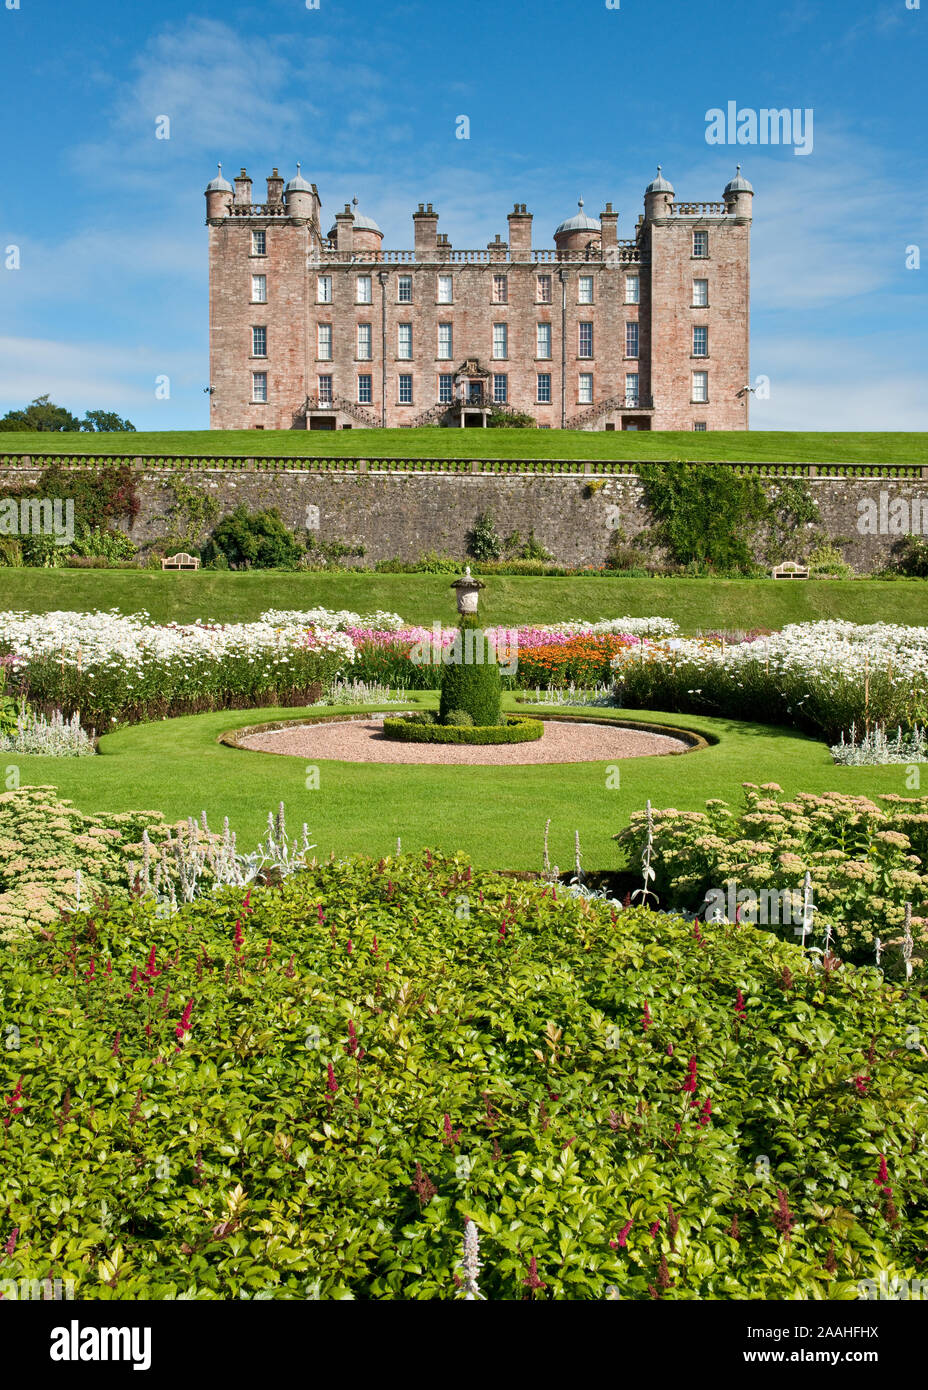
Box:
205;164;753;432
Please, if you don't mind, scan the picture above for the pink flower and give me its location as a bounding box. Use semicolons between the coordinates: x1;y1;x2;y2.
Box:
128;965;139;996
326;1062;339;1096
345;1020;358;1057
853;1075;869;1096
317;903;325;925
735;989;746;1016
875;1154;891;1194
143;946;161;979
111;1031;121;1056
649;1221;661;1237
666;1044;674;1056
371;937;379;955
347;939;353;955
84;957;96;982
683;1056;698;1094
698;1096;712;1127
522;1256;546;1292
3;1227;18;1257
612;1220;634;1249
642;1001;652;1031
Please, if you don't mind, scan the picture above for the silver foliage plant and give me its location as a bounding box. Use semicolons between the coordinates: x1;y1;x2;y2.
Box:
0;705;96;757
127;803;315;914
831;722;928;766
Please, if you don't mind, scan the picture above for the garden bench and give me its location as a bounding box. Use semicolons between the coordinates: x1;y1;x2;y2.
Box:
771;561;809;579
161;552;200;571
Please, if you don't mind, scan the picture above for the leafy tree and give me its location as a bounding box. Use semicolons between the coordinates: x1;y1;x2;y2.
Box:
0;395;80;432
80;410;136;433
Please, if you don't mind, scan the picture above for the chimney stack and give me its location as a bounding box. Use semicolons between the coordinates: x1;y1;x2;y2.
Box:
507;203;533;257
266;168;284;207
413;202;439;259
600;202;618;249
234;168;252;205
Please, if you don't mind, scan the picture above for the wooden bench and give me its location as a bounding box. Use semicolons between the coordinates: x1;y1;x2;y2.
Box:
771;561;809;580
161;552;200;571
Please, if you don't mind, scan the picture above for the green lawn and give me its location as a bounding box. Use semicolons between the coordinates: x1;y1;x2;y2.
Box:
1;428;926;465
1;569;925;630
11;699;912;872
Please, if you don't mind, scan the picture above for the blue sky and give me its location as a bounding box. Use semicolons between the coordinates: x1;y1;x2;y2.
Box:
1;0;926;431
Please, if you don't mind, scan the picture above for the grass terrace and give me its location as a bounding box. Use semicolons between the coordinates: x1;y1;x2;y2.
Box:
1;571;925;630
1;429;926;467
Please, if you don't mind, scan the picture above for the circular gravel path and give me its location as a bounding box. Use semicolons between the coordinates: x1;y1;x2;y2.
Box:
236;716;691;766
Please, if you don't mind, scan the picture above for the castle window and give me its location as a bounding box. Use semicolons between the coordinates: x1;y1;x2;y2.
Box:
625;274;640;305
358;374;373;405
694;421;707;431
578;373;593;405
357;323;372;360
438;323;453;360
537;373;552;404
579;322;594;358
356;275;372;304
398;323;413;359
251;230;266;256
693;230;709;258
437;274;454;304
537;274;552;303
492;275;508;304
625;322;639;358
317;324;332;359
536;323;552;359
251;372;267;403
578;276;594;305
251;274;267;303
318;375;333;404
625;373;639;407
492;323;508;360
493;374;508;405
398;275;413;303
251;326;267;358
693;325;708;357
692;371;708;403
398;374;413;404
317;275;333;303
439;374;454;404
693;278;709;306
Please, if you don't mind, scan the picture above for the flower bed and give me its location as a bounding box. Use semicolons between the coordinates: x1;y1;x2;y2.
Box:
617;784;928;969
1;850;925;1300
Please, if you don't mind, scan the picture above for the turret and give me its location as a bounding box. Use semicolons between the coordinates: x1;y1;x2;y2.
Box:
327;197;383;254
554;198;602;254
284;163;315;224
723;166;754;222
204;164;233;222
643;166;674;221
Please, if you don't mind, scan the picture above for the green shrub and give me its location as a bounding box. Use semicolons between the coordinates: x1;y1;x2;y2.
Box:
438;625;502;726
807;542;854;578
2;849;927;1299
892;536;928;579
467;512;503;562
203;506;304;570
443;708;474;727
382;714;543;744
637;462;769;573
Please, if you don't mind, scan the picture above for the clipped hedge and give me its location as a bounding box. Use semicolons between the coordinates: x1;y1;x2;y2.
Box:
383;714;543;745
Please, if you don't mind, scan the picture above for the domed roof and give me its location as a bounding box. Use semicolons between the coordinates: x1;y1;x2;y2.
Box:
645;165;674;195
724;165;754;195
327;197;382;239
285;162;314;194
205;163;233;193
554;198;602;238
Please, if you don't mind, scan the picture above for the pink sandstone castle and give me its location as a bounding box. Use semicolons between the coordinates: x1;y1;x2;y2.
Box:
205;164;753;433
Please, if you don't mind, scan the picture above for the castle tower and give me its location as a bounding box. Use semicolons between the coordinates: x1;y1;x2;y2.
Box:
553;198;602;255
204;164;233;223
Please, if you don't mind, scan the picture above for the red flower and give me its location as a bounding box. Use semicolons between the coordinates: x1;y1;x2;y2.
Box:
698;1096;712;1127
371;937;379;955
683;1056;698;1093
345;1020;358;1057
234;920;244;954
3;1076;24;1128
3;1227;18;1257
176;1000;194;1043
642;1001;652;1031
143;946;161;979
613;1220;634;1249
317;903;325;925
666;1044;674;1057
347;939;353;955
853;1075;870;1096
241;888;253;915
522;1256;546;1292
875;1154;891;1194
735;989;746;1016
84;957;96;982
442;1113;462;1147
649;1221;661;1237
326;1062;339;1096
111;1031;121;1056
773;1189;795;1241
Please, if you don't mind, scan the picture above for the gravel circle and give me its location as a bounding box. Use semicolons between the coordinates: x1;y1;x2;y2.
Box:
236;716;691;766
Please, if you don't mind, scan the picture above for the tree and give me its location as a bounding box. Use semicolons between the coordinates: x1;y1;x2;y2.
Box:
202;506;304;570
81;410;136;433
0;395;80;432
